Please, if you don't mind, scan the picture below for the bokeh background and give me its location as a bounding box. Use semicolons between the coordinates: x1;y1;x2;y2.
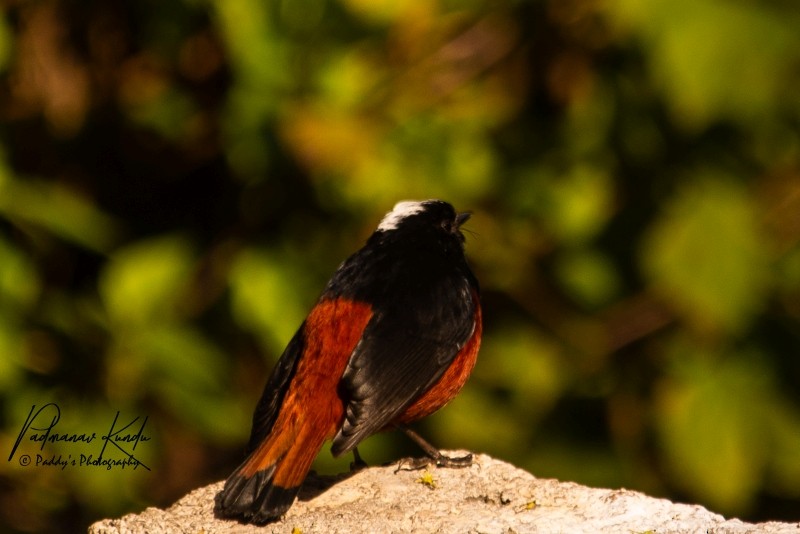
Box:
2;0;800;531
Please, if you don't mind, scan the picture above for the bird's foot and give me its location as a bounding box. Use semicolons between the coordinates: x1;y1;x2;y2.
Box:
394;425;473;471
431;450;473;468
393;450;473;472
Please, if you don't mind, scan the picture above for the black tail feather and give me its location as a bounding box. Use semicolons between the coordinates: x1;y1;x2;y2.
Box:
216;464;300;524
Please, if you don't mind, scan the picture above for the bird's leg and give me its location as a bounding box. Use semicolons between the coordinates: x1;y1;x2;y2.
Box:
350;447;368;472
395;426;473;470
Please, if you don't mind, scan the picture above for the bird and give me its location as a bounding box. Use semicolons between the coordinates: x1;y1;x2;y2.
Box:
216;199;482;524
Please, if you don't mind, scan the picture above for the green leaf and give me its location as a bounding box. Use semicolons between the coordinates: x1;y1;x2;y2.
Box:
211;0;290;92
429;386;521;457
607;0;800;129
100;236;194;326
229;248;310;354
555;248;621;308
0;236;40;312
767;406;800;498
525;441;625;491
144;326;226;393
655;344;775;513
211;0;291;176
318;50;384;110
641;177;770;333
528;164;614;244
478;326;571;416
445;130;496;200
144;326;250;441
125;88;196;142
154;380;251;442
0;318;23;390
105;325;225;404
339;0;409;26
777;245;800;294
0;176;118;253
0;237;38;391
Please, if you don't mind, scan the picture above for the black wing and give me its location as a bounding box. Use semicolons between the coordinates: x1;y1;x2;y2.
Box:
330;277;476;456
246;327;305;453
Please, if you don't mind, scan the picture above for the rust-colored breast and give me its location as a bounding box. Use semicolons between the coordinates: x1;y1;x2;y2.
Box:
395;296;482;424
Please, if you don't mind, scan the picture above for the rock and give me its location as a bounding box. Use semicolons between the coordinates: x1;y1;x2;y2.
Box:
89;451;798;533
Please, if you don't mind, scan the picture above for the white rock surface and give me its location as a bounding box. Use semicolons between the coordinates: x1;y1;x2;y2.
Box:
89;452;799;533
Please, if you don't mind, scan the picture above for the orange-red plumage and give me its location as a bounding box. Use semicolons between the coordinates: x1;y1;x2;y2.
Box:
238;298;372;484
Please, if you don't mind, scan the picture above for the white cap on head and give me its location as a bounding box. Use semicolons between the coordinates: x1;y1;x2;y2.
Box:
377;200;431;231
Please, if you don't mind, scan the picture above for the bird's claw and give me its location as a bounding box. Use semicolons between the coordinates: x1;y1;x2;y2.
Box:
393;451;473;472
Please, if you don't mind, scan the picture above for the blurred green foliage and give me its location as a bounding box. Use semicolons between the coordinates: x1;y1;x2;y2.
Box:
1;0;800;531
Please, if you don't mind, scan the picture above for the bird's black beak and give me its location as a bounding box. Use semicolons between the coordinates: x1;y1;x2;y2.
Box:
456;212;471;228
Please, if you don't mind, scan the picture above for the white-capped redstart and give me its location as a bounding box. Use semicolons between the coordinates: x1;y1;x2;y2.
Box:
216;199;482;524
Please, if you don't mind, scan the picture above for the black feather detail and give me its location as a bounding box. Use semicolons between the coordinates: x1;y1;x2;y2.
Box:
247;328;305;453
216;467;299;524
217;464;276;513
